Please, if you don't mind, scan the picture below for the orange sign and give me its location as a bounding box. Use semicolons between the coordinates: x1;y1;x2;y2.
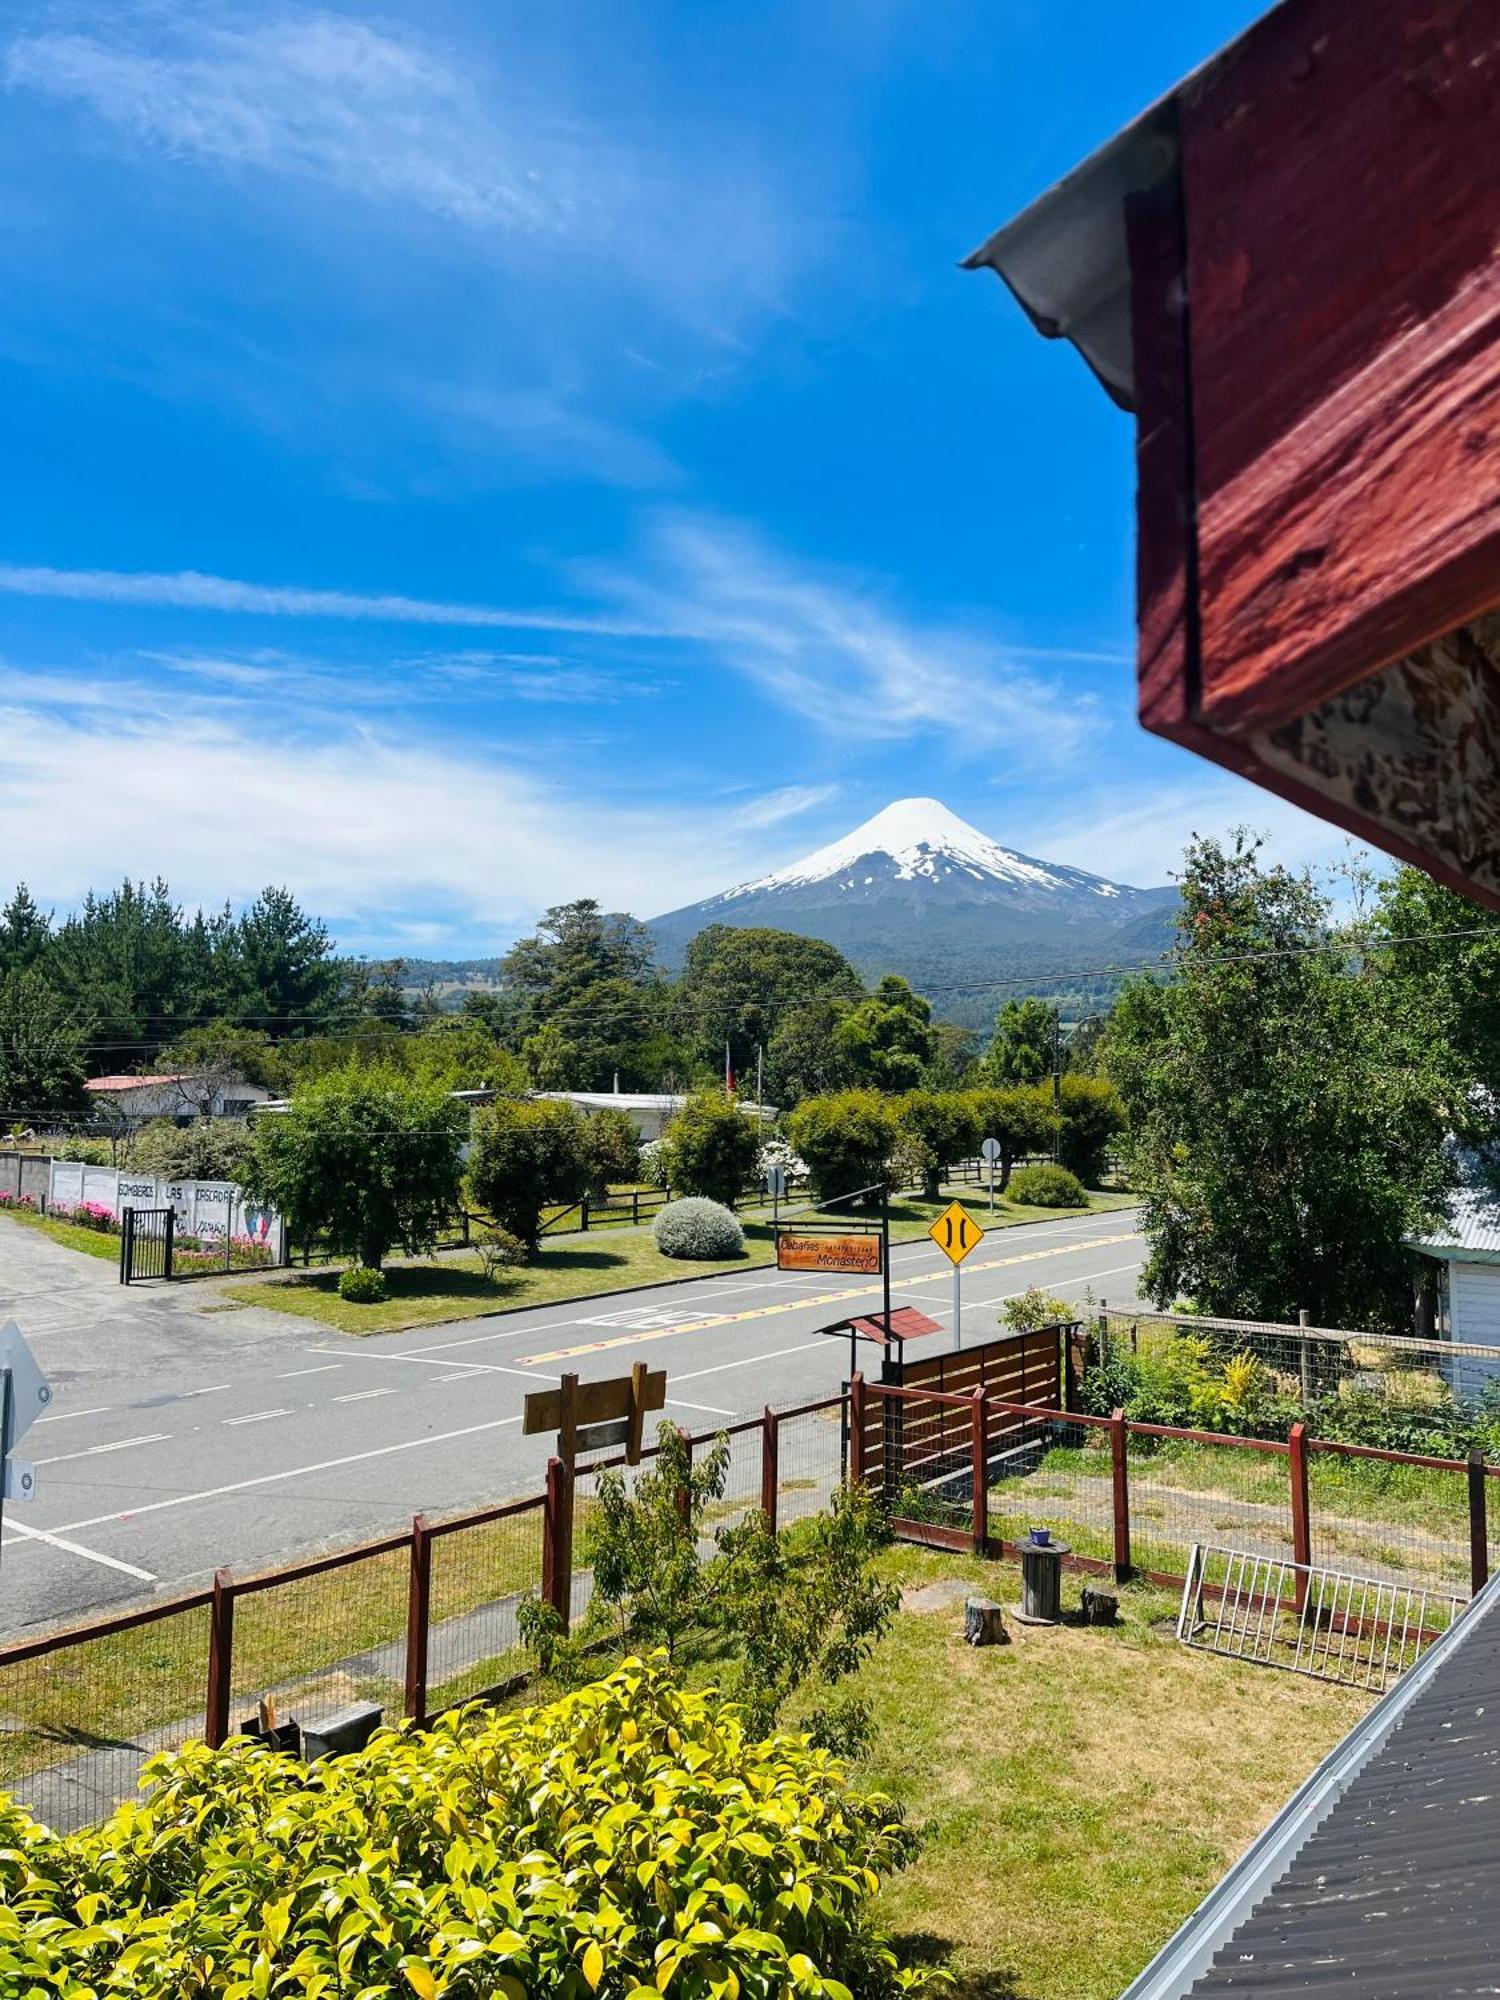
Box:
777;1231;883;1275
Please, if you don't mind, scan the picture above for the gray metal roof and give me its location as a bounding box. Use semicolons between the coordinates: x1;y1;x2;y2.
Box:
1122;1572;1500;1997
1408;1151;1500;1264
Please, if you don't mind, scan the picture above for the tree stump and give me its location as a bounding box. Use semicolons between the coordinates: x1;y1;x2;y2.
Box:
964;1596;1008;1646
1081;1584;1119;1626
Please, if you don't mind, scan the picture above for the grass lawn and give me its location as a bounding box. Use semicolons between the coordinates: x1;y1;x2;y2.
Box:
0;1204;118;1261
858;1543;1371;1998
223;1189;1137;1336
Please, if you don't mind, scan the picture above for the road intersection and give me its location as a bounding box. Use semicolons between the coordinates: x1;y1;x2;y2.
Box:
0;1206;1145;1637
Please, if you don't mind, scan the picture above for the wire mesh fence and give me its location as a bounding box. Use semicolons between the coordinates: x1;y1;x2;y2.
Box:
1306;1441;1478;1595
229;1540;409;1740
879;1389;975;1535
988;1413;1115;1564
0;1599;211;1834
426;1498;545;1714
1126;1428;1293;1584
774;1400;845;1531
694;1421;767;1555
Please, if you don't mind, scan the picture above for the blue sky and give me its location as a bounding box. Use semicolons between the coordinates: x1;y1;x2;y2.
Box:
0;0;1351;956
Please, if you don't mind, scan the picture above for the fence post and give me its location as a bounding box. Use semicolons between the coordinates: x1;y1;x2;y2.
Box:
205;1568;235;1749
163;1207;175;1282
761;1405;779;1532
1289;1421;1311;1611
542;1455;573;1634
580;1196;589;1233
970;1387;988;1554
849;1373;866;1486
405;1514;432;1723
1469;1451;1489;1598
118;1208;131;1285
1110;1409;1131;1582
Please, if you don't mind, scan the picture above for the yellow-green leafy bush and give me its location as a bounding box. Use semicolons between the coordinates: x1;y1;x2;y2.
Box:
0;1656;937;1998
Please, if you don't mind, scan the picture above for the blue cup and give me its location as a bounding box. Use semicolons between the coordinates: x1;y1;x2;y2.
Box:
1029;1527;1051;1547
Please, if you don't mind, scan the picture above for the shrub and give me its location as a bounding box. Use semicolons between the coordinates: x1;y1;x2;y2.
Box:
338;1264;388;1304
64;1200;116;1233
582;1104;642;1199
1001;1285;1076;1334
893;1090;980;1200
1008;1163;1087;1208
785;1089;900;1210
467;1097;591;1252
666;1090;763;1206
128;1115;253;1183
653;1196;744;1259
476;1222;527;1281
0;1658;935;1999
638;1135;674;1188
0;1191;37;1213
1056;1073;1125;1185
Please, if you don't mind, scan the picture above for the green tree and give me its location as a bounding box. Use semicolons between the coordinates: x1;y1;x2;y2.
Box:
1107;833;1458;1334
129;1116;254;1182
833;975;934;1092
0;885;51;977
1374;867;1500;1103
967;1083;1053;1189
466;1097;592;1251
786;1089;901;1208
677;925;863;1084
1055;1073;1125;1184
157;1020;283;1103
522;1020;580;1090
665;1090;762;1206
894;1090;980;1200
242;1065;466;1272
923;1021;980;1090
982;996;1056;1084
582;1105;643;1200
403;1017;525;1093
764;994;857;1107
0;969;89;1121
230;886;342;1036
502;900;655;1018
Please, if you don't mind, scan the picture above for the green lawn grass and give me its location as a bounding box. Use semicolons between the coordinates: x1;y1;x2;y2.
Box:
223;1189;1137;1336
857;1544;1370;1998
0;1204;118;1262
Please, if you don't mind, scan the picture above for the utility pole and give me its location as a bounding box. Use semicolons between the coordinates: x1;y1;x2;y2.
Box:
756;1044;764;1108
1052;1005;1062;1164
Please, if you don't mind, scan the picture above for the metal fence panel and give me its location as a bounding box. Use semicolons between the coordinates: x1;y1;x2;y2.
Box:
229;1545;408;1739
988;1414;1115;1564
427;1500;545;1713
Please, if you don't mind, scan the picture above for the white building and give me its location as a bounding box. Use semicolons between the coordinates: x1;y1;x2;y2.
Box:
1407;1155;1500;1394
84;1073;275;1124
535;1091;776;1143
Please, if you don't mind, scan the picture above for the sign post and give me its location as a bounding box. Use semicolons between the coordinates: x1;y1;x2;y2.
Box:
766;1163;787;1230
980;1136;1002;1213
928;1201;983;1353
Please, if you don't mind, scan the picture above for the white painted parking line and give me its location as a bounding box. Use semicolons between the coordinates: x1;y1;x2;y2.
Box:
333;1387;397;1404
223;1407;293;1426
315;1345;560;1384
41;1411;529;1537
35;1432;168;1467
277;1363;341;1379
2;1517;157;1582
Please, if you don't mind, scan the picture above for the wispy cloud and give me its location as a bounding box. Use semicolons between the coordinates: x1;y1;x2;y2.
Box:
602;518;1094;760
0;562;664;638
5;12;589;234
728;784;840;832
1044;779;1371;888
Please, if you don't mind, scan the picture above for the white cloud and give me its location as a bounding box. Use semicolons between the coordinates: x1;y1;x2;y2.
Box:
602;518;1093;760
0;562;663;638
727;784;840;831
1043;777;1374;888
0;697;780;944
6;13;587;234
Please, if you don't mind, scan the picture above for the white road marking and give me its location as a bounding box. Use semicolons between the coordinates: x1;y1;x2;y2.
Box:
674;1339;827;1382
34;1432;168;1467
177;1383;231;1399
39;1411;528;1537
1;1516;157;1581
319;1345;560;1384
35;1405;113;1426
277;1363;341;1379
664;1396;737;1417
222;1407;293;1426
333;1387;397;1404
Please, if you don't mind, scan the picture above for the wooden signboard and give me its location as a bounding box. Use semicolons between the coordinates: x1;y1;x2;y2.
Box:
523;1362;666;1468
777;1231;883;1275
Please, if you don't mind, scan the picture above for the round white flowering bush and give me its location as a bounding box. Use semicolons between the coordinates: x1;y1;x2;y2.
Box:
653;1196;744;1260
639;1137;675;1190
757;1134;806;1183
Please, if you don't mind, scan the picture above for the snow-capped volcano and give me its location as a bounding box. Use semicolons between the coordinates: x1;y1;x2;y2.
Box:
648;798;1177;1020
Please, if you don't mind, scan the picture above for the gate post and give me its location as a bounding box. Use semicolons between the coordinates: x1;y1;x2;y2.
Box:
848;1373;867;1487
1469;1450;1489;1598
405;1514;432;1722
163;1207;175;1282
205;1568;235;1749
1110;1409;1131;1582
970;1387;988;1554
118;1207;131;1285
1289;1422;1311;1611
761;1406;779;1533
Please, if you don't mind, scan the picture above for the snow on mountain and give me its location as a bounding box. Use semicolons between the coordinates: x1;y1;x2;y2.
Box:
648;798;1178;1020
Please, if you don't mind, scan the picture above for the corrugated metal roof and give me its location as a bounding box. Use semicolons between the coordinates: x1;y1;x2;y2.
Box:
1408;1150;1500;1263
1124;1573;1500;1998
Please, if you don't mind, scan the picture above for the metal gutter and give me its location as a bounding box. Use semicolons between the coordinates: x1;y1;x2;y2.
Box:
1119;1568;1500;2000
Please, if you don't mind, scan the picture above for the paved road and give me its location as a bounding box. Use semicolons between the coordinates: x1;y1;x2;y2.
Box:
0;1207;1145;1637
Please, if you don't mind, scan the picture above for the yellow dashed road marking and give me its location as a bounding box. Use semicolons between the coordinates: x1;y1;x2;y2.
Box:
519;1231;1140;1366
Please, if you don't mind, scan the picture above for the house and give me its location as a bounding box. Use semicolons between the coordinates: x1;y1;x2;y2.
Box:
535;1091;776;1144
965;0;1500;911
1406;1151;1500;1389
84;1073;276;1124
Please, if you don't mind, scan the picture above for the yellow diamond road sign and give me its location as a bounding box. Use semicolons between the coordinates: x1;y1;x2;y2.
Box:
929;1200;982;1266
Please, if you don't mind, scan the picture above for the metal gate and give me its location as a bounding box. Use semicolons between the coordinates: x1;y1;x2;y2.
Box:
119;1206;174;1283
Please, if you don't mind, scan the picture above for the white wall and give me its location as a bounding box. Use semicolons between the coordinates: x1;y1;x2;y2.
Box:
48;1161;279;1245
1445;1261;1500;1398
